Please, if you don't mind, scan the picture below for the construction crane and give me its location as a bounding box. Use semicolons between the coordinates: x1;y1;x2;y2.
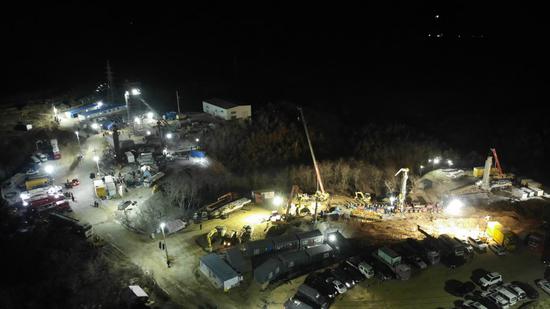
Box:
297;107;326;197
395;168;410;212
490;148;504;177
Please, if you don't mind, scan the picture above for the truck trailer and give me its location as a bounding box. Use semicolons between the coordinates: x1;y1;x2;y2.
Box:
372;246;411;280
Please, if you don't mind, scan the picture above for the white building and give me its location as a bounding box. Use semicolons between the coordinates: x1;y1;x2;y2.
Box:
199;253;242;291
202;98;251;121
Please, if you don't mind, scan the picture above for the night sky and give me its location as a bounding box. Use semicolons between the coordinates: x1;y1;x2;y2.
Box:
1;1;545;140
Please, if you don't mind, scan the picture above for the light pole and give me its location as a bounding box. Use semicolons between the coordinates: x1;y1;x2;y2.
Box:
93;155;100;176
124;91;130;128
160;222;170;267
419;165;424;176
75;131;82;156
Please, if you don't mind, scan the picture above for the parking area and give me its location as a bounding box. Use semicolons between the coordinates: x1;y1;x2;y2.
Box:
283;245;550;309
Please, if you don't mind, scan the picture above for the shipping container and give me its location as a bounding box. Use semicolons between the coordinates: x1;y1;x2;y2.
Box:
486;221;517;251
25;177;50;190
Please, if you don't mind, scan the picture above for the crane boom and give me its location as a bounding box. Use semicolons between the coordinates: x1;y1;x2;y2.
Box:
297;107;325;195
490;148;504;176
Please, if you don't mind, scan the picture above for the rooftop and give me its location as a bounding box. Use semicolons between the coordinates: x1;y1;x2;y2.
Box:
204;98;242;109
305;244;333;257
297;229;323;240
200;253;239;281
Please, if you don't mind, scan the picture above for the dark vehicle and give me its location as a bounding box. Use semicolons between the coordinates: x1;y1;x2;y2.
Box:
340;264;365;283
331;267;356;288
511;281;539;299
394;243;428;269
118;200;136;210
296;284;329;309
372;259;395;281
305;274;338;299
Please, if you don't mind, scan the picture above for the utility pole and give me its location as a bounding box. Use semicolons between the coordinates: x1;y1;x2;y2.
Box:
176;91;181;114
106;60;114;103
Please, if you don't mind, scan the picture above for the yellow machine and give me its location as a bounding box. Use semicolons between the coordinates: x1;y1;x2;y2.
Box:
354;192;372;206
206;226;226;252
486;221;517;251
25;178;49;190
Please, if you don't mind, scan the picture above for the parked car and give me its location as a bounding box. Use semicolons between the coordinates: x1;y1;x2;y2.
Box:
502;283;526;300
478;272;503;289
462;299;488;309
535;279;550;295
511;281;539;299
324;277;347;294
406;255;428;269
305;274;338;299
339;264;365;283
36;153;48;162
485;291;510;309
489;244;507;256
25;166;39;175
30;155;41;164
118;200;134;210
331;267;356;288
455;237;474;254
346;257;375;279
468;237;488;252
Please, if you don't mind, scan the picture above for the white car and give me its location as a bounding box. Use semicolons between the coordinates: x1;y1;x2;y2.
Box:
468;237;488;251
479;272;503;288
489;244;507;256
331;279;347;294
536;279;550;295
462;300;488;309
502;283;526;300
455;237;474;254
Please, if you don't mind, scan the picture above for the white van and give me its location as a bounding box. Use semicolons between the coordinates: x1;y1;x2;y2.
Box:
495;286;518;306
487;292;509;309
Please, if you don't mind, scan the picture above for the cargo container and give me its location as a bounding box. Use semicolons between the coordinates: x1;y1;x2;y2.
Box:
486;221;517;251
94;180;107;198
25;177;50;190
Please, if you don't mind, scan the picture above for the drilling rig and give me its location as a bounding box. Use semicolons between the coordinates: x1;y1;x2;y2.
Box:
395;168;410;212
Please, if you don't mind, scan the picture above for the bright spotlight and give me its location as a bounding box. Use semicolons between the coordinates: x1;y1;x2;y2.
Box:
195;138;200;142
91;123;100;130
433;157;441;164
131;88;141;96
447;159;453;167
166;133;173;139
134;117;141;124
147;112;154;120
445;199;464;216
44;165;54;174
273;196;284;207
328;234;337;242
146;130;151;136
97;101;103;108
389;196;396;205
93;155;99;162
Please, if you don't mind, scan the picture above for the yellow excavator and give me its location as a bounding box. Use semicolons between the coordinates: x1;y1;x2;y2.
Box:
206;225;226;252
